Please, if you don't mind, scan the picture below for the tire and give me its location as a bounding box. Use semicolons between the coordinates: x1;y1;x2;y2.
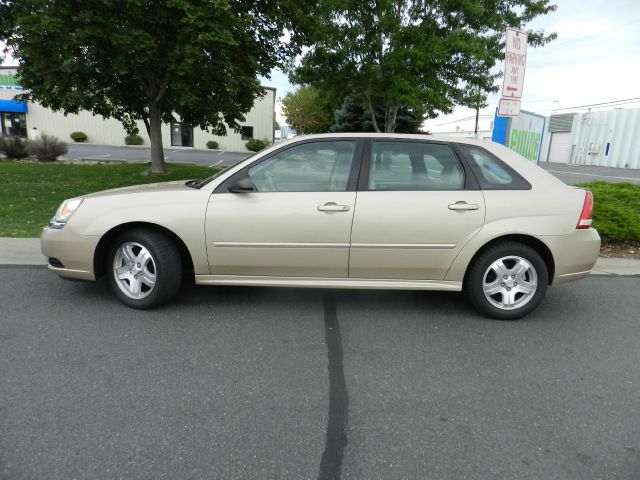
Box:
107;229;182;309
464;242;549;320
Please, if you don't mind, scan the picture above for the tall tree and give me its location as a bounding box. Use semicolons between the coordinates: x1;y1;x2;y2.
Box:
281;86;334;134
0;0;309;173
293;0;557;133
331;97;423;133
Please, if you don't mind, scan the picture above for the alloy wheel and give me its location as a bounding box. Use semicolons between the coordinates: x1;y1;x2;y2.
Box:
112;241;157;299
481;255;538;311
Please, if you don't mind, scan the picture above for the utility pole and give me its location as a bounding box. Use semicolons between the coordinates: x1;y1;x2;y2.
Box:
474;86;480;137
474;105;480;136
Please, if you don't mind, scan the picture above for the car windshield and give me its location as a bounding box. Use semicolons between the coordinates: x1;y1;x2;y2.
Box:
192;151;262;188
190;166;229;188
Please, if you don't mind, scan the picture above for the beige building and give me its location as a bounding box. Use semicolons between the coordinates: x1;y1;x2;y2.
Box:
0;66;275;152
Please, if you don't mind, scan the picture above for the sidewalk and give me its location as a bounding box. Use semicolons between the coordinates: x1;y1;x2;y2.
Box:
0;238;44;265
2;237;639;275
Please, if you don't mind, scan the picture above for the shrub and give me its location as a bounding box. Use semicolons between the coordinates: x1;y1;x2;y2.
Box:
70;131;88;142
26;134;68;162
577;181;640;242
125;134;144;145
206;140;219;149
246;138;271;152
0;136;29;159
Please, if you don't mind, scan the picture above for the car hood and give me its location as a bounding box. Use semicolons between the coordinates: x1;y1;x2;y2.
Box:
82;180;195;199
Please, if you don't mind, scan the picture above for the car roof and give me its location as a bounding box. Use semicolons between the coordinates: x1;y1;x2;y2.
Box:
284;132;488;146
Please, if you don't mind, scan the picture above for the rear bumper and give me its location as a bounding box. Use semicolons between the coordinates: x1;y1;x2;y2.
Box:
537;228;601;285
41;226;100;281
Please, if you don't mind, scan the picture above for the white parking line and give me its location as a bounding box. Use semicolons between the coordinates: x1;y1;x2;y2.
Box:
209;160;224;168
546;170;640;182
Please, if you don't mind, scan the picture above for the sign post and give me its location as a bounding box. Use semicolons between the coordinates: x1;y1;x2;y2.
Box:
497;27;527;117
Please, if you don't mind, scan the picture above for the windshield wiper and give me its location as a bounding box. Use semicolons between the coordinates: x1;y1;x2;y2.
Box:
185;179;202;189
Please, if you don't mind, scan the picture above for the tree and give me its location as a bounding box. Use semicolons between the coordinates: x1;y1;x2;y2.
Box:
331;97;423;133
293;0;556;133
281;86;334;134
0;0;309;173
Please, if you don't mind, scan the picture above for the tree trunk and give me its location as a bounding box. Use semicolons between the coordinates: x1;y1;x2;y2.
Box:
148;102;165;174
385;106;398;133
365;92;381;133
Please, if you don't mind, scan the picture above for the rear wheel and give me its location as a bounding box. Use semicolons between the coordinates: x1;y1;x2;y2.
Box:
464;242;548;320
107;229;182;309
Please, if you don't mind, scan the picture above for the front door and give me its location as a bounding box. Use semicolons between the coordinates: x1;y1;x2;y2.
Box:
205;139;362;277
170;121;193;147
0;112;27;137
349;140;485;280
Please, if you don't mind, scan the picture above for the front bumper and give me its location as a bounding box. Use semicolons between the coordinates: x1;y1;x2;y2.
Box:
41;226;100;281
537;228;601;285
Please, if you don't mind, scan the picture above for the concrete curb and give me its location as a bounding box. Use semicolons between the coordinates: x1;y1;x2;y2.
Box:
591;257;640;276
2;237;640;276
0;238;45;265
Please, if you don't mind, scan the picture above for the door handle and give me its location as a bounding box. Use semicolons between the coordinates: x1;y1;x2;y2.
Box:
448;202;479;211
318;203;350;212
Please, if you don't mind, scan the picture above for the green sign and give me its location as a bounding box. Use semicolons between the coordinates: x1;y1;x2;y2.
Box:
506;111;546;163
509;129;542;162
0;73;21;88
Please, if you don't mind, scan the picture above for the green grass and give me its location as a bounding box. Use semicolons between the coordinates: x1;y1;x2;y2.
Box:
577;181;640;243
0;162;214;237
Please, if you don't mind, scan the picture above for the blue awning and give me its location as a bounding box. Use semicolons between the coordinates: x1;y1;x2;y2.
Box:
0;99;28;113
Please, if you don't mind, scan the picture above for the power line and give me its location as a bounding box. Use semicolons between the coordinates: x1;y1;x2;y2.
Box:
434;114;493;126
431;97;640;127
534;97;640;113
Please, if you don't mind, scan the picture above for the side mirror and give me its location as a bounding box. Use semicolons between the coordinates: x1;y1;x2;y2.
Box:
228;176;256;193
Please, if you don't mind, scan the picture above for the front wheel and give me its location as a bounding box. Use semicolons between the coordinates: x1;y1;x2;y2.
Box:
107;229;182;309
464;242;549;320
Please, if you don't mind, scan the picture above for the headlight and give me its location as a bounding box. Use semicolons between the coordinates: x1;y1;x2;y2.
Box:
49;198;83;229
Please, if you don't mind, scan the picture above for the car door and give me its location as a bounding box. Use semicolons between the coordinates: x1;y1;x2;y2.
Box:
349;139;485;280
205;139;362;277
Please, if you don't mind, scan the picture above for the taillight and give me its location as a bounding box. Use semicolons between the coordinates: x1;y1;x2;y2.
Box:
576;191;593;229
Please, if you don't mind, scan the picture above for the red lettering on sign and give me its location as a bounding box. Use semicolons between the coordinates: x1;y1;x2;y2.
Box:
513;36;521;50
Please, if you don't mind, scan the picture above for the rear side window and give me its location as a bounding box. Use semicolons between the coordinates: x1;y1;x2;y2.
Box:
463;147;531;190
366;141;464;191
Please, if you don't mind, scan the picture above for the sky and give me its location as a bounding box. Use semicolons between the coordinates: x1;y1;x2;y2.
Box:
4;1;640;131
258;0;640;131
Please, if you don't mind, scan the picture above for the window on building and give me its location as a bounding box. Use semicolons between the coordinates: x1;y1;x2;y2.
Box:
0;112;27;138
241;126;254;140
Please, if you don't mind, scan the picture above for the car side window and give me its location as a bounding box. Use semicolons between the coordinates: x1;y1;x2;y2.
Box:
367;142;464;191
464;147;531;190
248;141;357;192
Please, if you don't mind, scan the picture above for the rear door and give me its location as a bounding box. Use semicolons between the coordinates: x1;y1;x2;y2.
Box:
349;140;485;280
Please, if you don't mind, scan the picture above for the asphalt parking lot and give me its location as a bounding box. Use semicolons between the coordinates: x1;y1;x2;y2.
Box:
1;268;639;479
540;162;640;185
64;144;250;168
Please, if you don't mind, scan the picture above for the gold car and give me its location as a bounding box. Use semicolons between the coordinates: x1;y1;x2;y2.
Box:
41;134;600;319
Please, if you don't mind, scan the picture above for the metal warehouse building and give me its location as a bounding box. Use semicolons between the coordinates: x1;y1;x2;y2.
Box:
490;106;640;169
0;66;275;152
539;108;640;169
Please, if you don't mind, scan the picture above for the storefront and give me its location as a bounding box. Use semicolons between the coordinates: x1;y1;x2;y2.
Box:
0;100;28;137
